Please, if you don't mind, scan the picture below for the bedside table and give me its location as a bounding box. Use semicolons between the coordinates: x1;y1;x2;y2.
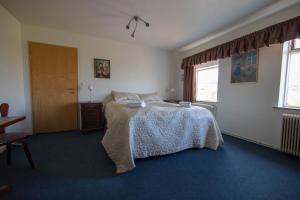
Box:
164;100;181;104
80;102;105;134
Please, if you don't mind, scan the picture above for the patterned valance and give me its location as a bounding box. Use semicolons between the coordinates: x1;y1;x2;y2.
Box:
181;16;300;69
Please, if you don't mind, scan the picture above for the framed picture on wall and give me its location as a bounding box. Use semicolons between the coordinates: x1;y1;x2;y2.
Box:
231;50;258;83
94;58;110;79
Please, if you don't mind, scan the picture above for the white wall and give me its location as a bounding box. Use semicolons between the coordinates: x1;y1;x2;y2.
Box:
218;44;300;149
0;4;26;132
21;24;175;133
175;5;300;149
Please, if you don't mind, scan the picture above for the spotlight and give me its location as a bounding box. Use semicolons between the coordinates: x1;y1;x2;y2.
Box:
126;16;150;38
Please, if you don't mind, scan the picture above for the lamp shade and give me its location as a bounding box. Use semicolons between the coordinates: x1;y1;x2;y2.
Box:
88;84;94;91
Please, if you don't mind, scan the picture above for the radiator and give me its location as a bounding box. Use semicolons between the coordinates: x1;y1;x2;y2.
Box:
281;113;300;157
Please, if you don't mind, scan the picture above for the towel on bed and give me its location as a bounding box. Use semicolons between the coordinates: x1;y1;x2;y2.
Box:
179;101;192;108
127;101;146;108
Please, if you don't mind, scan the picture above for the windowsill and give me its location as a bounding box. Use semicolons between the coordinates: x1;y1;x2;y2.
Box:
273;106;300;111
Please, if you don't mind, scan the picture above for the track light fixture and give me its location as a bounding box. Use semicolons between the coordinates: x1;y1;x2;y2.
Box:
126;16;150;38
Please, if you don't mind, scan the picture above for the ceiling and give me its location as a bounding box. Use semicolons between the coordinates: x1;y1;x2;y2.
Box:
0;0;279;50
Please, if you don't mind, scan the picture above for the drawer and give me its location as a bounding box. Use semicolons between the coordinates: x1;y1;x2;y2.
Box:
81;103;101;110
82;121;101;129
82;113;100;120
80;102;105;133
82;110;101;118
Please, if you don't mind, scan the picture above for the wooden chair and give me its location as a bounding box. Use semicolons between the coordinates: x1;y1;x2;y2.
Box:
0;103;35;168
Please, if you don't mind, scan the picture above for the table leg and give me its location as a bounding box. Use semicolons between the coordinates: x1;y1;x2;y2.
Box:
6;143;11;165
0;128;11;194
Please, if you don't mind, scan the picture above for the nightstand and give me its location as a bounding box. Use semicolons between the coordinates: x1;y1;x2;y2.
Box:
80;102;105;134
164;100;181;104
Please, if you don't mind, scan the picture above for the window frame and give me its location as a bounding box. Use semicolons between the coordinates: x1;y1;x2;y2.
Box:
195;64;219;103
280;39;300;109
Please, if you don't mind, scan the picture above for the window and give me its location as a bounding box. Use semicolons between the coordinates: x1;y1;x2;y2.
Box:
196;63;219;102
280;39;300;108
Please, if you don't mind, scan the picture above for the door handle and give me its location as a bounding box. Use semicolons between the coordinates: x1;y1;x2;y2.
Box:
66;88;76;91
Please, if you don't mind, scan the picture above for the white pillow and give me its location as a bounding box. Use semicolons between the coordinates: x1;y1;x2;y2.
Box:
112;90;141;103
139;92;162;102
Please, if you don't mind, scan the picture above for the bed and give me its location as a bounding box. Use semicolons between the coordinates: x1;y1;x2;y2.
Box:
102;91;223;173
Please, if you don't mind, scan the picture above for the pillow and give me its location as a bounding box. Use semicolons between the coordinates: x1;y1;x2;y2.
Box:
139;92;162;102
112;90;141;103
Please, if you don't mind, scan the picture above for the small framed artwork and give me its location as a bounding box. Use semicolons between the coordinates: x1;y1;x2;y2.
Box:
94;58;110;79
231;50;258;83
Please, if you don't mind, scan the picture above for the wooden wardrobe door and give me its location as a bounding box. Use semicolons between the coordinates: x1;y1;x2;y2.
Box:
29;42;79;133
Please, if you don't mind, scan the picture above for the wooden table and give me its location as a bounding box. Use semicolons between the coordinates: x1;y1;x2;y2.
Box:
0;116;26;194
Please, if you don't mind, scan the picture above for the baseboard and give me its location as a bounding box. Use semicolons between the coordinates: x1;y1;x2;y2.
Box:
222;130;281;151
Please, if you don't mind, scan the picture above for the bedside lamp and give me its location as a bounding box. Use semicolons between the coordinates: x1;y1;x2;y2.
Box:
88;84;94;102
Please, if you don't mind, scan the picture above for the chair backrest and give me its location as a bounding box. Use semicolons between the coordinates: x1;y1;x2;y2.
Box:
0;103;9;117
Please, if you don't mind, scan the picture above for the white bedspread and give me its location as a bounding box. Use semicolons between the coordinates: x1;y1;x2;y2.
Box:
102;101;223;173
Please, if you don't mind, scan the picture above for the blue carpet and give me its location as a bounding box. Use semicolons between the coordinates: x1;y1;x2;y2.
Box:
0;132;300;200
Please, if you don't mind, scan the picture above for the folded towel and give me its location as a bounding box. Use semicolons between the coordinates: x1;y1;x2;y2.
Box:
179;101;192;108
127;101;146;108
